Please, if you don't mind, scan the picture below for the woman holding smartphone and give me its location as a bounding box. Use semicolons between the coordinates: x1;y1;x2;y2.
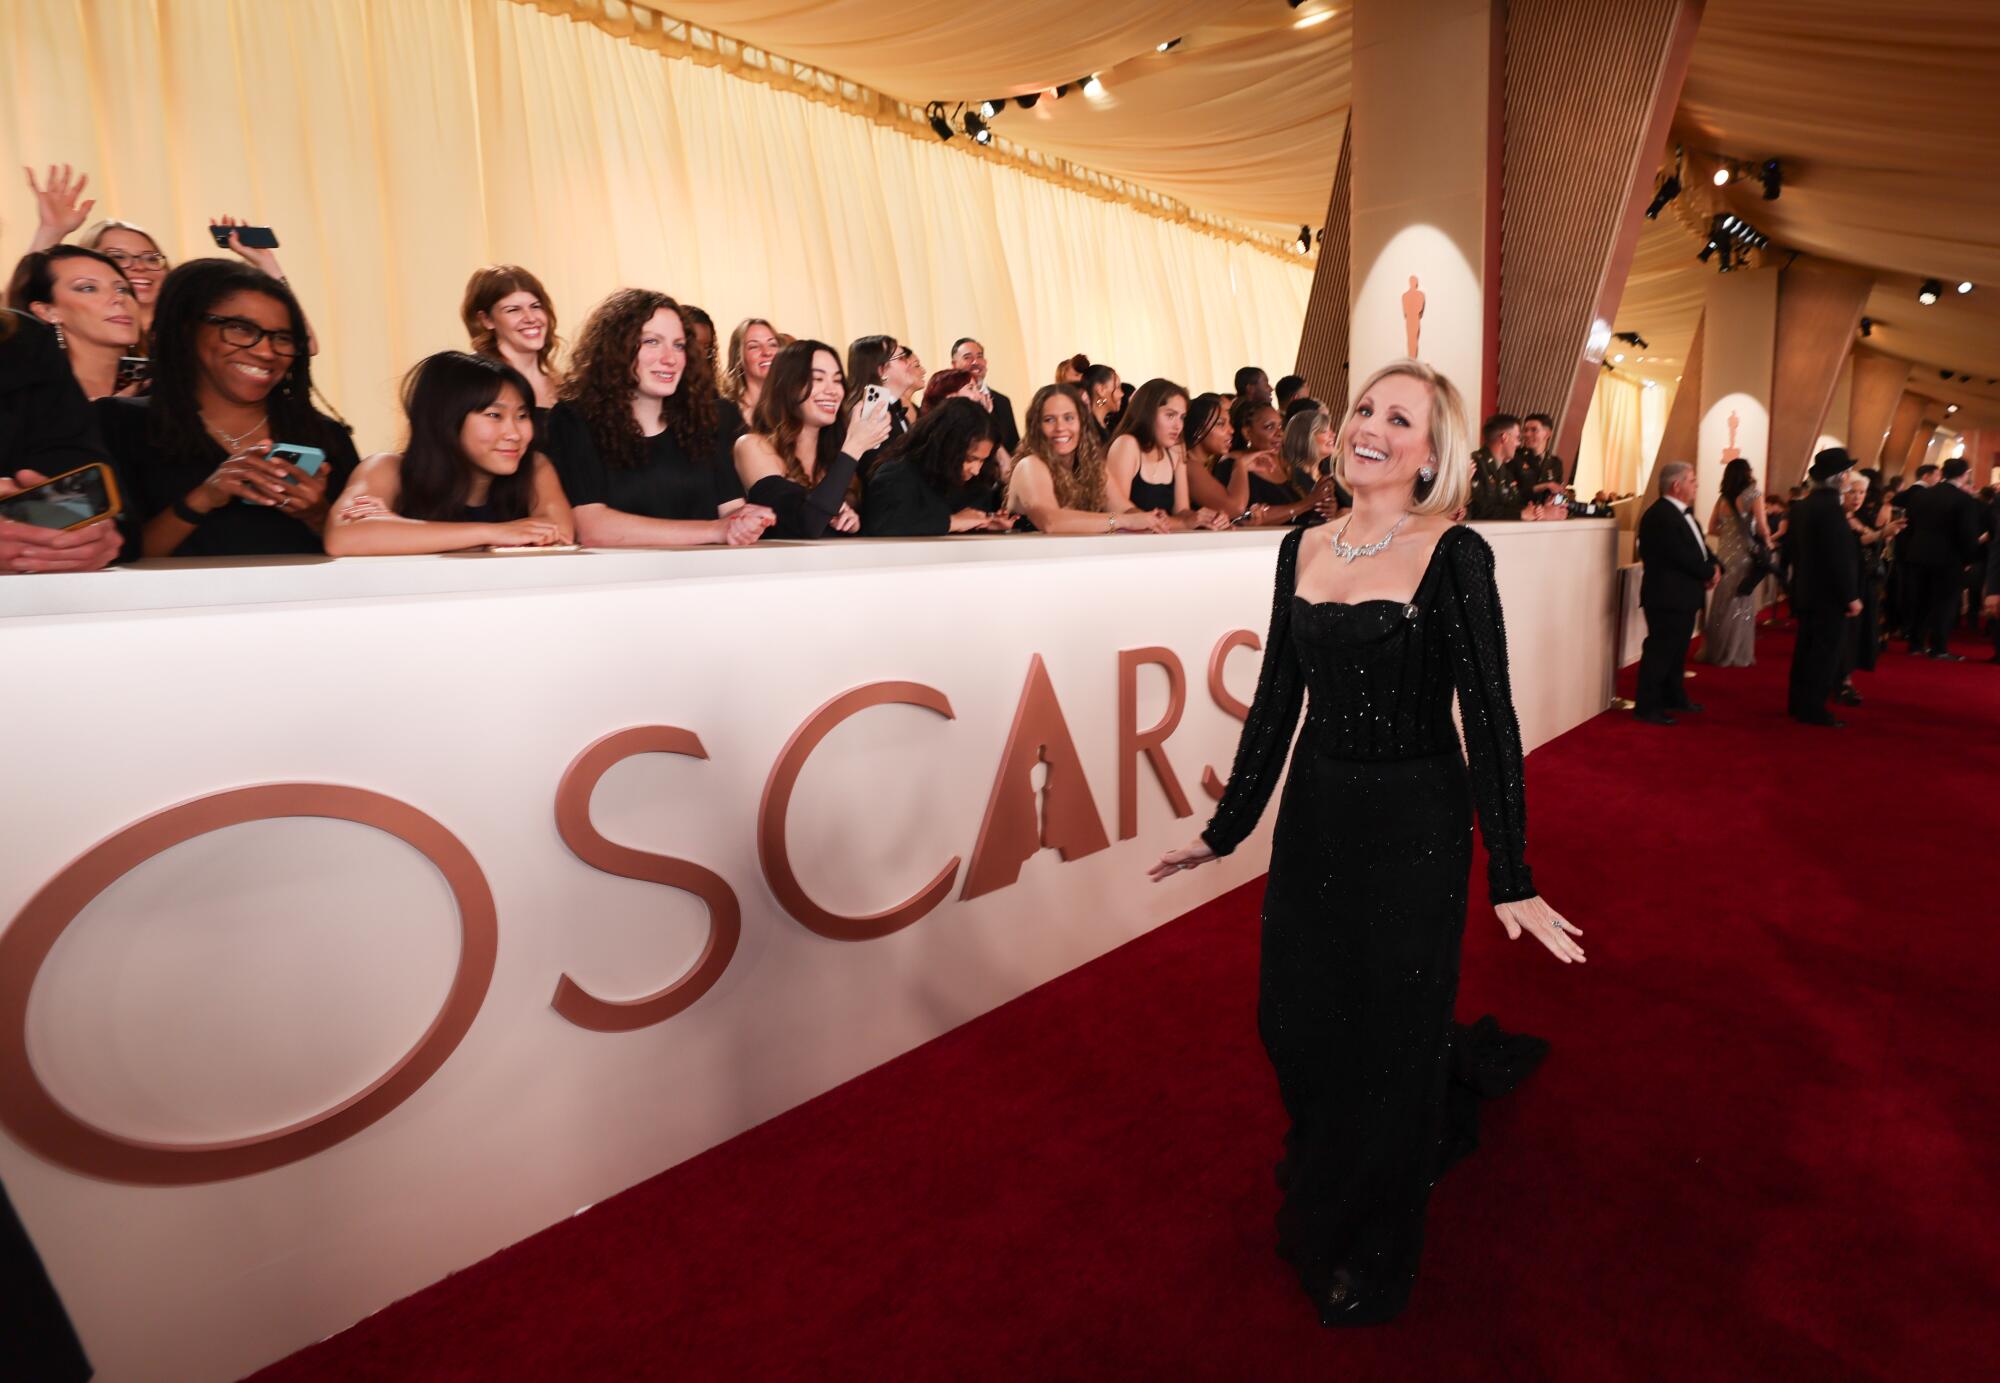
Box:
462;265;562;410
542;289;771;548
6;247;141;401
721;317;781;428
734;339;891;538
845;334;923;444
94;259;355;558
1004;384;1167;535
325;352;572;555
1104;378;1229;531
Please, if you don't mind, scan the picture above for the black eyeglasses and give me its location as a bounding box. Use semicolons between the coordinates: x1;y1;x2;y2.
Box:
890;347;913;363
202;312;303;357
101;249;170;269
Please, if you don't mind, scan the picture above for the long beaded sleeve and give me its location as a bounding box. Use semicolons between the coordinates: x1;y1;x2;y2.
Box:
1201;528;1307;856
1439;529;1536;903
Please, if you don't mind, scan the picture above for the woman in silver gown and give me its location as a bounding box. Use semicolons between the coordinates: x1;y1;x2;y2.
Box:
1698;457;1773;667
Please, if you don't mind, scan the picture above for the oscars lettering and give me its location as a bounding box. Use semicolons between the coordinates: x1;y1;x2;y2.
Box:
0;633;1259;1184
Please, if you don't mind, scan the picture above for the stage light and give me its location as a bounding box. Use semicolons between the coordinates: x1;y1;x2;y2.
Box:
926;102;954;141
1053;83;1071;99
1760;158;1782;200
1612;353;1625;363
1014;93;1040;109
1082;74;1105;98
1957;280;1974;294
978;99;1001;120
1697;241;1717;264
1918;279;1942;305
964;109;993;145
1295;8;1338;27
1644;173;1681;219
1946;403;1959;414
1858;316;1873;337
1614;331;1649;348
1712;164;1732;187
1157;37;1182;53
1294;225;1311;254
1941;369;1954;380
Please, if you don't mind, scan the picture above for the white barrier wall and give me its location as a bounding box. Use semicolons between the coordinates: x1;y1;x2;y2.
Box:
0;522;1615;1383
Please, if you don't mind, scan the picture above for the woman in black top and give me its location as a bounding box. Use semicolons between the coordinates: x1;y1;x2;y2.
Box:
845;334;923;443
325;352;573;554
0;310;124;574
94;259;355;558
7;246;141;401
1184;392;1251;519
1104;378;1228;530
861;399;1016;537
545;289;772;548
461;264;561;411
733;339;891;538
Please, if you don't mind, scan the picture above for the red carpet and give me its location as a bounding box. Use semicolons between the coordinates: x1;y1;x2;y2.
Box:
252;623;2000;1383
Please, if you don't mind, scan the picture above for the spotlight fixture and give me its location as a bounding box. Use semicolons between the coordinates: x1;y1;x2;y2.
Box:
1858;316;1873;337
1157;37;1182;53
1014;92;1040;109
926;102;955;141
1760;158;1782;200
1712;164;1733;187
1644;172;1682;219
1941;369;1954;380
1295;225;1312;254
1957;280;1974;294
978;99;1001;120
966;111;993;146
1697;240;1718;264
1918;279;1942;305
1081;73;1105;98
1946;403;1959;414
1613;331;1649;348
1287;0;1308;7
1699;212;1767;272
1053;82;1072;99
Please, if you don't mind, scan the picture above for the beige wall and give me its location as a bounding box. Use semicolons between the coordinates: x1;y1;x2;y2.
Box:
1696;267;1779;517
1349;0;1496;401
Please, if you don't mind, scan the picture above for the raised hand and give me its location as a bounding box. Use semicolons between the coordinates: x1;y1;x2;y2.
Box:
25;163;95;248
841;396;893;458
211;214;284;279
1493;896;1586;964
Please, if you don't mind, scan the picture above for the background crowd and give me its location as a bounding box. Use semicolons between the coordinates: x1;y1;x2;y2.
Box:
2;166;1616;576
1634;447;2000;729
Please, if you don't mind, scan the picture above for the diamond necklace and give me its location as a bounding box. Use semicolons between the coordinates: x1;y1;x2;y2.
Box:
204;413;268;451
1329;513;1409;563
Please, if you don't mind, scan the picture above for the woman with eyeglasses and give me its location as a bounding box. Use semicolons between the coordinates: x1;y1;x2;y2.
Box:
94;259;356;557
844;335;923;442
6;247;141;401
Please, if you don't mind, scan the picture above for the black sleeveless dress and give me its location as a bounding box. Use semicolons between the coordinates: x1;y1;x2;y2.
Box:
1128;461;1176;513
1202;524;1548;1326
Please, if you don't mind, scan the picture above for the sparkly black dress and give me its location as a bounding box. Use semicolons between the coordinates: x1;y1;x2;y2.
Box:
1202;524;1548;1326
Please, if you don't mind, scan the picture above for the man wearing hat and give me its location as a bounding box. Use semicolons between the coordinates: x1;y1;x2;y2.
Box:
1787;448;1864;725
1900;456;1985;659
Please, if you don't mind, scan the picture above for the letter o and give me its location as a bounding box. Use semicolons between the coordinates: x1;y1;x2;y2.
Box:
0;784;498;1185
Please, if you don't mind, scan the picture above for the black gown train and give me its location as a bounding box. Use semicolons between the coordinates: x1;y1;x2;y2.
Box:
1202;525;1548;1326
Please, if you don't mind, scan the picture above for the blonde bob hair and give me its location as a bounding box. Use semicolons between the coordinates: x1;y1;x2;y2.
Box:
1330;358;1472;517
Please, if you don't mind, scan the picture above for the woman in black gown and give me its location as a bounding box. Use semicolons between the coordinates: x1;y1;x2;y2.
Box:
1152;358;1584;1326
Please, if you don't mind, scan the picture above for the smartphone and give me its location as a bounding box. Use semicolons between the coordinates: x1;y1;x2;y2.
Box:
1231;508;1256;526
268;443;326;481
862;385;887;409
0;462;122;531
116;355;151;389
210;224;280;250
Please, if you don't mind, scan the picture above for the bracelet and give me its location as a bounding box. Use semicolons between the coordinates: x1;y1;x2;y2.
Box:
171;494;208;525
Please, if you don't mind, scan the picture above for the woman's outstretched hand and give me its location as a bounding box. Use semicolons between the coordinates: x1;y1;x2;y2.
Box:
1494;896;1585;964
1148;837;1217;882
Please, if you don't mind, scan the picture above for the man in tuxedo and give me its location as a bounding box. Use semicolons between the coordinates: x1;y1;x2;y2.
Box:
1891;463;1940;641
1901;457;1984;659
1634;460;1719;724
1786;448;1863;725
950;337;1020;460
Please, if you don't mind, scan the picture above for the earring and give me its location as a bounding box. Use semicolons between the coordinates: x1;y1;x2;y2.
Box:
52;321;68;352
1418;464;1435;483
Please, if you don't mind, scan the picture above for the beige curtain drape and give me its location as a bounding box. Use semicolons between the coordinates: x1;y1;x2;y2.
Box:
1;0;1311;453
1573;371;1667;497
